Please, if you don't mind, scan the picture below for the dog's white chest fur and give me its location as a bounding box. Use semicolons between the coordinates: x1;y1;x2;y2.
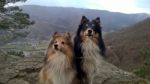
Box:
47;52;75;84
82;39;100;74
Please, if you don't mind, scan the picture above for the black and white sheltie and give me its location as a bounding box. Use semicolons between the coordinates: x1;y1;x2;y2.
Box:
74;16;106;84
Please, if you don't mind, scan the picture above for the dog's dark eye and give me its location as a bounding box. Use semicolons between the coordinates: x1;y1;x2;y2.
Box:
61;42;65;44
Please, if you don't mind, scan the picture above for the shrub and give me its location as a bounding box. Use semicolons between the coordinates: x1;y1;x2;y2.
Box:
7;50;24;57
0;19;14;29
134;50;150;80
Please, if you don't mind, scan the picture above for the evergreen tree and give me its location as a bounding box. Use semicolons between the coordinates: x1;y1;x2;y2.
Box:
0;0;34;44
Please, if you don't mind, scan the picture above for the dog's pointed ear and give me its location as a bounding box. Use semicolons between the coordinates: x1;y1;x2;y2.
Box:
52;32;60;38
64;32;71;39
80;16;88;24
95;17;101;24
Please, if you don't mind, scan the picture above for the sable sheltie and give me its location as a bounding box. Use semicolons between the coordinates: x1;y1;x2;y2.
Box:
74;16;106;84
39;32;76;84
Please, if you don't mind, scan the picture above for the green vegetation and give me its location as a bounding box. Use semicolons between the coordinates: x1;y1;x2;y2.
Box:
0;12;33;30
12;12;34;28
0;0;26;12
1;43;34;51
0;0;6;12
0;33;14;42
7;49;24;57
0;49;24;63
134;50;150;80
0;0;34;44
0;18;14;29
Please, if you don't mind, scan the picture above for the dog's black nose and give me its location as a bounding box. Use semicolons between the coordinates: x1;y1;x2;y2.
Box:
88;30;92;34
54;44;58;49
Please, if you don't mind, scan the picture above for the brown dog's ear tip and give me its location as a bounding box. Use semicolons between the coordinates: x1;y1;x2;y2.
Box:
52;31;61;37
53;32;58;35
64;32;70;35
64;32;71;39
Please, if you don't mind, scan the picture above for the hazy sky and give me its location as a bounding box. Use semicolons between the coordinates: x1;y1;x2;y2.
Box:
7;0;150;14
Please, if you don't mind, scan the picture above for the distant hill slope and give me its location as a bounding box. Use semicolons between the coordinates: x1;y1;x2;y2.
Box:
20;5;149;40
105;18;150;74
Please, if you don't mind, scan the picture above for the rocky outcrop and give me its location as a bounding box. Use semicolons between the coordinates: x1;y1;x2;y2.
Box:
0;51;149;84
0;52;44;84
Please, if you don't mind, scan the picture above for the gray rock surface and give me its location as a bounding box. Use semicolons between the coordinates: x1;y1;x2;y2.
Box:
0;52;149;84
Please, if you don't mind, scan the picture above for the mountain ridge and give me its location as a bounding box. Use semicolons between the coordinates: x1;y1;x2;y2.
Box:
19;5;149;40
21;5;150;15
